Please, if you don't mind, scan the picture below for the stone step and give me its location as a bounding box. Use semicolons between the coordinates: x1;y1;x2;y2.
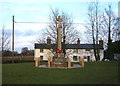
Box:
52;58;67;63
51;64;68;68
51;61;68;68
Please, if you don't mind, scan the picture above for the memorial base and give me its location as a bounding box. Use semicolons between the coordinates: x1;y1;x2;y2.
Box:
49;53;69;68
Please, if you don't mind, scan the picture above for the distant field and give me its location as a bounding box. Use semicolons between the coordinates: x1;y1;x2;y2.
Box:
2;61;119;84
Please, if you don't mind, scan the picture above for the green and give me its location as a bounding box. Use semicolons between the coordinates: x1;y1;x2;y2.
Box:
2;61;119;84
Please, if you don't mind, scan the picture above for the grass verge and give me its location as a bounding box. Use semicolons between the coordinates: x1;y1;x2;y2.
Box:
2;61;119;84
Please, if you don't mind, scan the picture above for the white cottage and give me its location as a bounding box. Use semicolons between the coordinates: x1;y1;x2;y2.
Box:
34;38;104;62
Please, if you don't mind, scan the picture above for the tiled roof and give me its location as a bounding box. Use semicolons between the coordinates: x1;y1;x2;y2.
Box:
35;43;103;49
35;44;57;49
65;44;103;49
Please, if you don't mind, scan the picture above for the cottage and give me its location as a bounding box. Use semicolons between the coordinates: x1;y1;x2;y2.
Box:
34;38;104;62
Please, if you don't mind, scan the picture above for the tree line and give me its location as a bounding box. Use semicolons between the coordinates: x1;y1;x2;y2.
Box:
85;2;119;61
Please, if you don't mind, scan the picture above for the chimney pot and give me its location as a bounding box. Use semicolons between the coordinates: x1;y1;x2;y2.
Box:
77;38;80;44
47;37;51;44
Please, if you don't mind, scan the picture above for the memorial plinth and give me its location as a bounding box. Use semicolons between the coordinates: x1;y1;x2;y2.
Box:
51;53;68;68
35;16;84;68
48;16;70;68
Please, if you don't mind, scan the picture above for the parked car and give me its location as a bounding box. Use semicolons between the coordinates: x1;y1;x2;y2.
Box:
104;59;110;61
102;58;110;61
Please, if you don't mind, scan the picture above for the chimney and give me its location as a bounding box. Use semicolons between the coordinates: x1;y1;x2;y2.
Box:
47;37;51;44
99;39;103;47
77;38;80;44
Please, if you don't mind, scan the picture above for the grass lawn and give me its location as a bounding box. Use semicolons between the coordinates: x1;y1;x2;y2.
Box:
2;61;119;84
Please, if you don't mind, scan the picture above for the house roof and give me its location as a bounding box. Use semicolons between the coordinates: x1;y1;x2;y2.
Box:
35;44;56;49
35;43;103;49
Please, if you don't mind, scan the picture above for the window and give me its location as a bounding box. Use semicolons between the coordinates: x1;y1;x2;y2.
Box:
86;49;90;51
73;56;77;61
40;56;43;61
83;56;87;59
76;49;78;53
52;49;55;52
73;49;78;53
40;49;44;53
87;56;90;62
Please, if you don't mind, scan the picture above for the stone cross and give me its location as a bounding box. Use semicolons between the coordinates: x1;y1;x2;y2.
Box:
57;16;62;50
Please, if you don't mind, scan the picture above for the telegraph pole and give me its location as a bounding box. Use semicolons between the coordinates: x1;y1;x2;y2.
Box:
12;15;14;63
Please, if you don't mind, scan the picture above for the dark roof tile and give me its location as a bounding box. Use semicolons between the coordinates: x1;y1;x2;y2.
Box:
35;43;103;49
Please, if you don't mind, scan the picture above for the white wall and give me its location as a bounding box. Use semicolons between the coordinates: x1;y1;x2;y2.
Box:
66;49;103;62
99;49;104;61
34;49;40;58
34;49;54;60
34;48;104;62
43;49;54;60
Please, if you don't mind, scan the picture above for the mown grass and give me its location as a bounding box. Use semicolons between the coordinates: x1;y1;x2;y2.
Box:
2;61;119;84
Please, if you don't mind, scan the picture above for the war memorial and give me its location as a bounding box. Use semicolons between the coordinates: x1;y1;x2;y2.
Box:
34;16;84;68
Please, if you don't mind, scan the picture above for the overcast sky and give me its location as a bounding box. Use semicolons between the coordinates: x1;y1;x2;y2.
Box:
0;0;119;53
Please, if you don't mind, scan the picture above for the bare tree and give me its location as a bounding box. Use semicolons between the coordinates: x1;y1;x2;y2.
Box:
43;8;80;44
85;2;102;61
0;26;10;52
112;17;120;41
101;5;118;60
85;4;97;60
94;1;101;61
36;35;46;44
40;8;80;55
